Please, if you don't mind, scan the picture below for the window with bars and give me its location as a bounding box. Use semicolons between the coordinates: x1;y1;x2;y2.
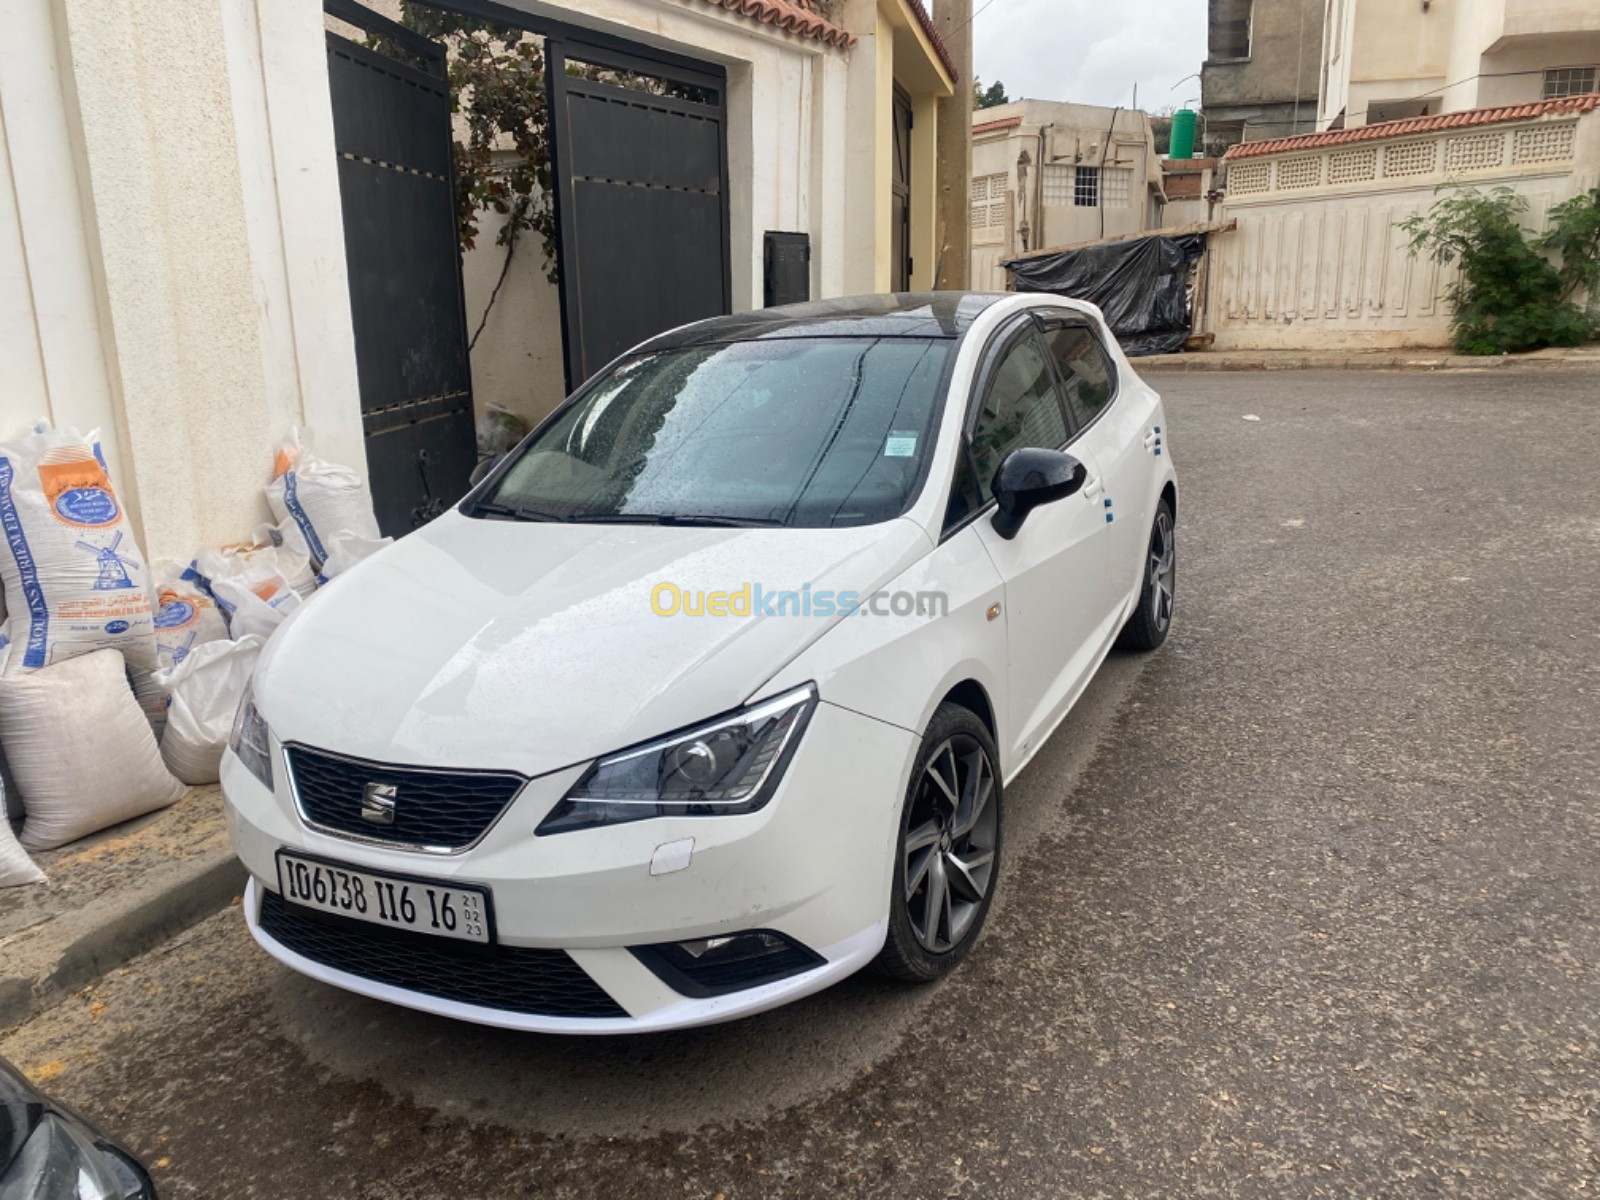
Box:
1042;164;1126;208
1040;163;1072;207
1544;66;1597;99
1101;166;1131;208
1074;166;1099;208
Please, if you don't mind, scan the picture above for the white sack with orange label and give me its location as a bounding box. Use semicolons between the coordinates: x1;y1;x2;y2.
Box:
0;425;156;677
264;427;379;571
152;567;230;671
195;546;303;641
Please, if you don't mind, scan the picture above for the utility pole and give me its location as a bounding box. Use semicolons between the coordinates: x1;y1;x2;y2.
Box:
933;0;973;289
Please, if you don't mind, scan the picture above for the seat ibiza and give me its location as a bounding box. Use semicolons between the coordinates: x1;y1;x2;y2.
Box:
222;293;1178;1032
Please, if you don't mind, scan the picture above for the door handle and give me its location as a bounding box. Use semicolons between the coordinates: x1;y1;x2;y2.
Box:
1081;475;1103;500
1142;432;1157;449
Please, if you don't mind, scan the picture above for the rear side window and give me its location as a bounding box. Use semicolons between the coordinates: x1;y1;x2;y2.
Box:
967;330;1067;504
1042;322;1116;429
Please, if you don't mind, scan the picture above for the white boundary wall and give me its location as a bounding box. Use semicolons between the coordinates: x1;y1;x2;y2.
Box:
1206;110;1600;350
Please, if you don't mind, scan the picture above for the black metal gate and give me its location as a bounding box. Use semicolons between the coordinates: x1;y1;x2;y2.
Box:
546;37;730;388
325;0;476;537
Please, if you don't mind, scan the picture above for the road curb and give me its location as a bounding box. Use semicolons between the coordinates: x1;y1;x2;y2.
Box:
1136;351;1600;372
0;850;245;1032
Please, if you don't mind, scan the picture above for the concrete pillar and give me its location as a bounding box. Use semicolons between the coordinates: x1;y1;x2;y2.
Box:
933;0;972;288
51;0;277;560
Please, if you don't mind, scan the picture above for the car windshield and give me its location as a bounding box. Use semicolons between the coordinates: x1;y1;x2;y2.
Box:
475;336;953;528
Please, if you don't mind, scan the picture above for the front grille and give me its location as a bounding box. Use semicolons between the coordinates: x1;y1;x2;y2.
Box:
286;745;524;850
258;889;626;1019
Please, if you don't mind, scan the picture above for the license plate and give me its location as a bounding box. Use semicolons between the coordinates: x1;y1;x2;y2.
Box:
275;850;493;944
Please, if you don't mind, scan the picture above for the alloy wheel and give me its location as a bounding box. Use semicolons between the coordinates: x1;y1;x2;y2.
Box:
1149;509;1175;633
902;735;998;954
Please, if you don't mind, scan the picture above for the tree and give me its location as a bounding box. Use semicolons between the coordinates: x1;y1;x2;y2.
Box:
973;78;1010;109
1400;186;1599;355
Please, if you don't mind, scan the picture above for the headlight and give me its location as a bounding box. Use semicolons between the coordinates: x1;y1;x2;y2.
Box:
228;681;274;791
536;684;817;834
0;1112;148;1200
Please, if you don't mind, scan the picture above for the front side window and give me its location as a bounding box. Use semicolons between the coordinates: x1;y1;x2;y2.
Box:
478;337;952;528
968;330;1067;506
1042;322;1116;429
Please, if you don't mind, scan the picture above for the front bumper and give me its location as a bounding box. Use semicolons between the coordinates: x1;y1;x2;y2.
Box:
223;700;918;1032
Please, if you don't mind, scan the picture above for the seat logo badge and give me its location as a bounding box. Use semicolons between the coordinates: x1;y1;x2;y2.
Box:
361;782;398;825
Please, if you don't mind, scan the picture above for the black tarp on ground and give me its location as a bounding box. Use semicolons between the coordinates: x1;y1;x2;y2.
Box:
1003;233;1206;356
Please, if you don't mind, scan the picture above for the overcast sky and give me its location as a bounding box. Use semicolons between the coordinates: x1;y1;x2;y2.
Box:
969;0;1208;114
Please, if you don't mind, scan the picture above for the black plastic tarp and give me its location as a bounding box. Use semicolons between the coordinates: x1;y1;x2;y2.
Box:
1004;232;1206;356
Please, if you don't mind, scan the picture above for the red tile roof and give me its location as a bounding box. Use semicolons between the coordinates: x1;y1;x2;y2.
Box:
1225;93;1600;158
699;0;853;48
973;114;1022;135
903;0;958;86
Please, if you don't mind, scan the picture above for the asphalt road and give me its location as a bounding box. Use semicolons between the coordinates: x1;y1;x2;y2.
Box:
5;368;1598;1199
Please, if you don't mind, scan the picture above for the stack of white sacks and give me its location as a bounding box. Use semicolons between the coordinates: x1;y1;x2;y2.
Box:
0;425;388;888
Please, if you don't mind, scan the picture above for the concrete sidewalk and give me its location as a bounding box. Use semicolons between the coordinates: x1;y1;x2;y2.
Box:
0;787;242;1031
1136;344;1600;372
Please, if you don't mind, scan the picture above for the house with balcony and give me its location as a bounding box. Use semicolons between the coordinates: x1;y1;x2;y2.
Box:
1319;0;1600;129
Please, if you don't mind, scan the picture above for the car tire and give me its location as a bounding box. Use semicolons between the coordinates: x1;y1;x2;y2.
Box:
1116;497;1176;652
873;702;1003;983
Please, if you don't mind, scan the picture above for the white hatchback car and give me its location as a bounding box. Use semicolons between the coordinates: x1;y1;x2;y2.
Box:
223;292;1177;1033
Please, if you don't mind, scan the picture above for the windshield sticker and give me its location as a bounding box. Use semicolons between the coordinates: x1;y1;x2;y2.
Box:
884;432;918;458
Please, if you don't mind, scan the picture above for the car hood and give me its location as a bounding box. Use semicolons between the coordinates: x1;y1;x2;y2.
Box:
255;510;931;777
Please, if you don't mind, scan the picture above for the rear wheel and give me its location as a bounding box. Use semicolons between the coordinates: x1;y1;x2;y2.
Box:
1117;497;1175;652
874;702;1002;983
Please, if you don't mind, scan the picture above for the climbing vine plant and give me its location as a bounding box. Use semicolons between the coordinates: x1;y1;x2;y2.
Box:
378;2;559;309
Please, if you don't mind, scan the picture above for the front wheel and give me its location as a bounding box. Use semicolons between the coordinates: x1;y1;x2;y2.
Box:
874;702;1002;983
1117;498;1176;652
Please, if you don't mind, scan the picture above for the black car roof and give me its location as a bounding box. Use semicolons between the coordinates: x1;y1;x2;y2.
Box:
633;292;1015;352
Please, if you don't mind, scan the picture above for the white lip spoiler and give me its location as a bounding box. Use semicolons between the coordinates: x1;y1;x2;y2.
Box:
243;878;888;1035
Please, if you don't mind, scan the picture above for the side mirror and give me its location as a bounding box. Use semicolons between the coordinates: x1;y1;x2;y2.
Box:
990;447;1087;540
469;453;505;489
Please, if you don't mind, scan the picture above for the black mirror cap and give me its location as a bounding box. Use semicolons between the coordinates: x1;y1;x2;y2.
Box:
468;453;506;489
990;447;1087;539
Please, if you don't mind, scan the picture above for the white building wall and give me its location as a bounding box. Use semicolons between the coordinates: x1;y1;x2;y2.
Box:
0;0;852;561
1322;0;1600;129
967;100;1163;290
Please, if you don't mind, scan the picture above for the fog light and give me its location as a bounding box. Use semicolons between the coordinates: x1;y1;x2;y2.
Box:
631;929;825;998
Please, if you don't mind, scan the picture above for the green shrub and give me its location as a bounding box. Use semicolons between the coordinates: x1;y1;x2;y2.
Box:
1401;186;1600;355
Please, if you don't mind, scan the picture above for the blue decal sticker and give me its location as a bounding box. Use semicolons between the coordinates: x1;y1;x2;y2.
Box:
105;619;130;635
54;486;121;526
0;457;50;669
154;599;197;630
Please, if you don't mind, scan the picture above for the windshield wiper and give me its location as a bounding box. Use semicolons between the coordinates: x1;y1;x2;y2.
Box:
468;500;561;522
561;513;786;528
